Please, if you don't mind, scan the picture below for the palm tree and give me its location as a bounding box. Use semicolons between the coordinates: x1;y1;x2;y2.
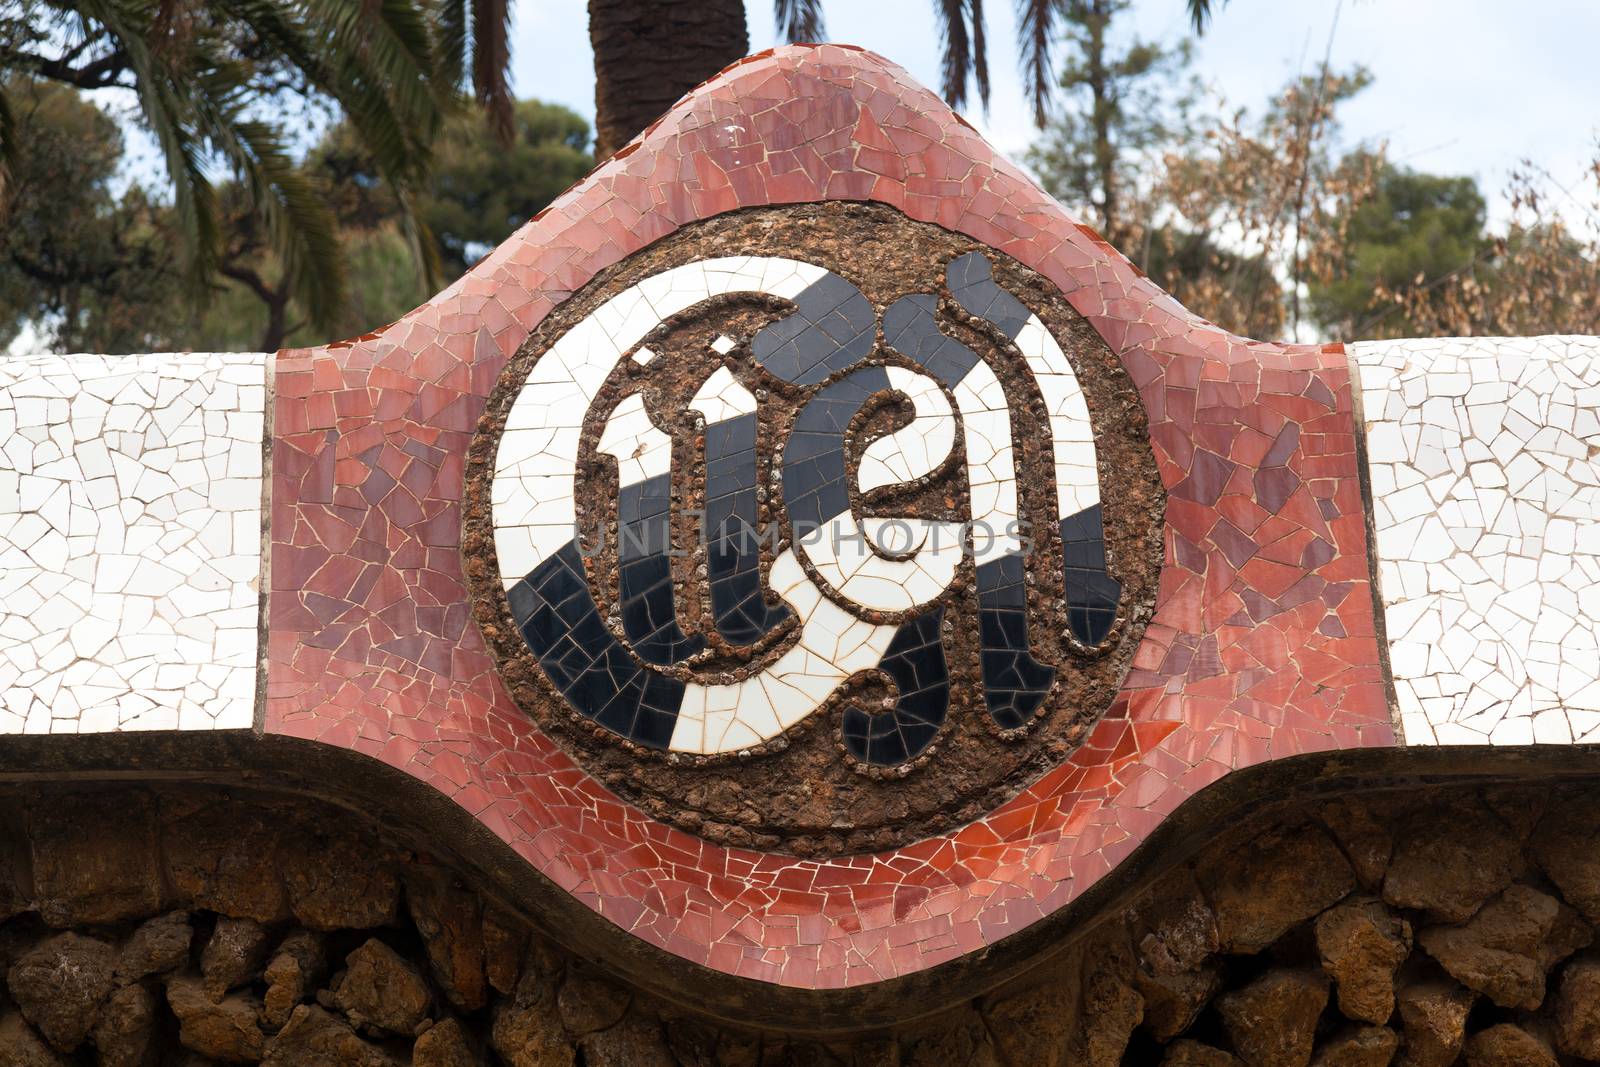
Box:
573;0;1026;159
0;0;449;337
575;0;1231;160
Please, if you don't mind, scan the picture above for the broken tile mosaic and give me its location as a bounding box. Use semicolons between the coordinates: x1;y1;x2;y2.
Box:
250;44;1395;988
490;233;1142;765
0;43;1476;994
1354;336;1600;746
0;351;265;734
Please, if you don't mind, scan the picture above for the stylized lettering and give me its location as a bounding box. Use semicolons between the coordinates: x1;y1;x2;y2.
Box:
596;393;705;666
492;254;1120;762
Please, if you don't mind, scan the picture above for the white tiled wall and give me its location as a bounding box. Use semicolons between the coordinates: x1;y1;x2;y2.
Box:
1354;336;1600;745
0;352;266;734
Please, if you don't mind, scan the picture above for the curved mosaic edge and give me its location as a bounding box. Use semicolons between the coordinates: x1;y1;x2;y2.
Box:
255;44;1393;989
40;44;1600;995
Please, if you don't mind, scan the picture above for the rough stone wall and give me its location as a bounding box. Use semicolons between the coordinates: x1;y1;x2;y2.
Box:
5;781;1600;1065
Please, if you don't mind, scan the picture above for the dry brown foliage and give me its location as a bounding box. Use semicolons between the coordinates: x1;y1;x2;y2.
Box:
1371;156;1600;339
1103;70;1381;342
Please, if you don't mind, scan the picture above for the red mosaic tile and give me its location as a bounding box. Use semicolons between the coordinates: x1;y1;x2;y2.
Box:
265;44;1394;989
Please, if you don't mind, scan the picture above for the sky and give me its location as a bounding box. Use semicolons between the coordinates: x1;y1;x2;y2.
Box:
509;0;1600;228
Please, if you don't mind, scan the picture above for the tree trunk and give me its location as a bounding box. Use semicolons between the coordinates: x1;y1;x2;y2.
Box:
259;293;289;352
588;0;750;161
1085;0;1119;247
222;262;292;351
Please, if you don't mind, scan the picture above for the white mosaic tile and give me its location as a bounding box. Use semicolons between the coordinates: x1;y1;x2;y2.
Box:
0;351;267;734
1354;336;1600;746
686;366;756;425
595;393;673;487
952;362;1022;567
1013;315;1101;518
858;366;955;496
670;548;898;754
799;513;963;612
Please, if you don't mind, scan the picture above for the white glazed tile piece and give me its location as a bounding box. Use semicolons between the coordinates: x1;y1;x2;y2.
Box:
857;366;956;496
0;351;267;734
669;549;897;754
595;393;673;487
687;366;757;425
1013;315;1100;518
1354;336;1600;746
951;362;1023;566
799;513;963;612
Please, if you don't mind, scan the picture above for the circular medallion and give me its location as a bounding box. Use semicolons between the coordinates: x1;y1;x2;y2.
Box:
464;204;1164;855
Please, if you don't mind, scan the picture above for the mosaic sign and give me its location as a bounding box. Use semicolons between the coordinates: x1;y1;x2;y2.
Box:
9;43;1600;999
464;206;1163;851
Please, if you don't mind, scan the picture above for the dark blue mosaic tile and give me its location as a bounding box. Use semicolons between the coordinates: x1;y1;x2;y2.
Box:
975;558;1056;729
1059;505;1120;646
510;541;685;749
702;412;791;646
616;475;705;665
841;607;949;766
945;252;1030;339
882;294;979;387
782;367;890;531
751;271;875;385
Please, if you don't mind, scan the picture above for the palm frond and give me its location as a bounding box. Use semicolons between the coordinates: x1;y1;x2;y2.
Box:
230;121;348;330
69;0;222;282
1188;0;1220;33
434;0;467;93
217;0;445;311
471;0;512;144
23;0;453;338
295;0;443;163
936;0;971;108
186;61;347;330
968;0;989;110
774;0;825;43
1016;0;1055;126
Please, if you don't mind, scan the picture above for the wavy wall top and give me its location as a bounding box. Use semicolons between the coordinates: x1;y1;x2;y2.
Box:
0;44;1587;1000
